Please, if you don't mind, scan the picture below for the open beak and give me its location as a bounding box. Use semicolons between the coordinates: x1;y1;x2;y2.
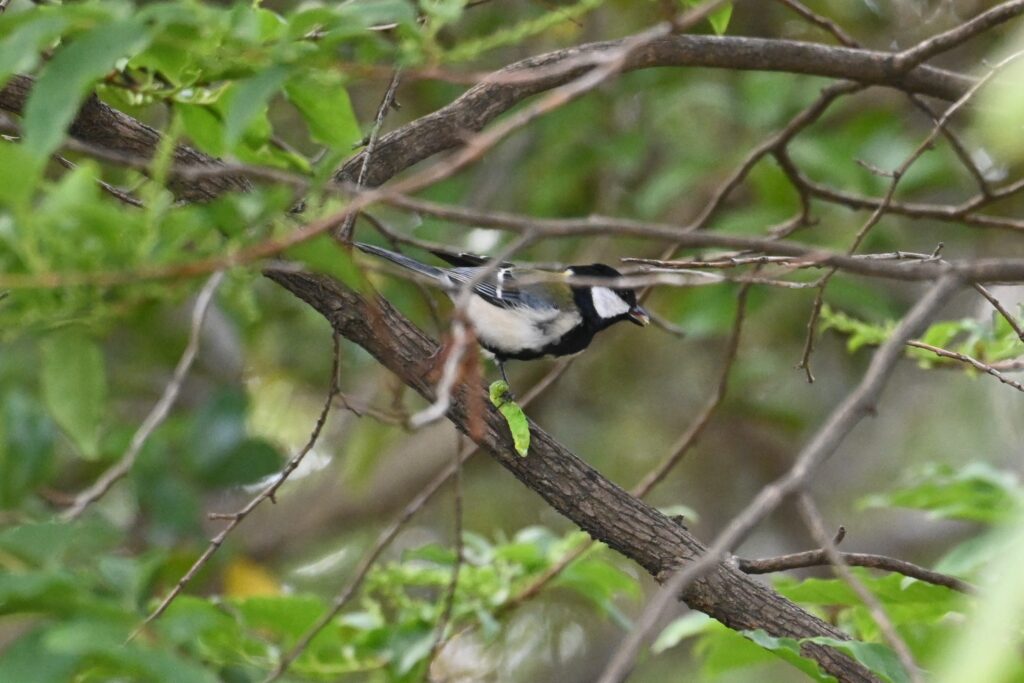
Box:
628;305;650;327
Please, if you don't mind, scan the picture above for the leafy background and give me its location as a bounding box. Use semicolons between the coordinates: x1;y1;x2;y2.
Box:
2;0;1024;681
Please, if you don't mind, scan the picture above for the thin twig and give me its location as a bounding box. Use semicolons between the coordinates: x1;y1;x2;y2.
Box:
973;283;1024;342
797;493;924;683
262;359;573;682
424;436;466;677
737;545;976;594
595;274;960;683
907;340;1024;392
336;69;402;242
130;332;344;641
61;271;224;520
772;0;860;46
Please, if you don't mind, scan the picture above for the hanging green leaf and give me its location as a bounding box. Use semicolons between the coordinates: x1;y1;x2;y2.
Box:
284;72;362;149
40;329;107;459
222;65;289;147
489;380;529;456
23;18;151;160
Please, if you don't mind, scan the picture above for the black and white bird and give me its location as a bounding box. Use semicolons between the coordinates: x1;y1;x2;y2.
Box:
356;242;650;383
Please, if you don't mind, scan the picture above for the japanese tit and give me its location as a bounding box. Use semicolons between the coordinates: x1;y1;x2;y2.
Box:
355;242;650;382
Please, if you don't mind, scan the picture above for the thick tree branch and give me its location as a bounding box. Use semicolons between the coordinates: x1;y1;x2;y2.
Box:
264;267;878;683
0;74;252;202
333;34;971;188
1;35;972;204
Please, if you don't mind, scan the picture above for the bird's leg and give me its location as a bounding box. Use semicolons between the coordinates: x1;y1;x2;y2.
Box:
497;359;515;399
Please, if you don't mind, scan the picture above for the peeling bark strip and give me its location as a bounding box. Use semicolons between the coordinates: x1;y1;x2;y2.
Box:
265;267;879;683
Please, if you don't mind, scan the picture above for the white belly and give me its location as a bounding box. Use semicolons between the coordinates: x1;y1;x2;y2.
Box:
464;296;580;355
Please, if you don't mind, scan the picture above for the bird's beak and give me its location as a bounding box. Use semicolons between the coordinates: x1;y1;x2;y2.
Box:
628;305;650;327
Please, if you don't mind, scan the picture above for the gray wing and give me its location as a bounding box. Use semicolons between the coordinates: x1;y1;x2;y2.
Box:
446;267;566;312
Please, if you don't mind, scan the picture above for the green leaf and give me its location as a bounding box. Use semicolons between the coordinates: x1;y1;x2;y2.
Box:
23;19;150;160
223;65;288;147
0;630;79;683
707;4;732;35
681;0;732;35
489;381;529;456
0;15;68;86
0;391;56;508
284;72;361;149
859;462;1023;524
652;612;713;654
40;329;107;459
743;630;838;682
804;636;910;683
177;103;226;156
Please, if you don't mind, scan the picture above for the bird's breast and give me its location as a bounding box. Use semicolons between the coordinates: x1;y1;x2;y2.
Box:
464;296;581;355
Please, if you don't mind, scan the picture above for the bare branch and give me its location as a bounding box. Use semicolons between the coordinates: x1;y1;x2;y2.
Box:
907;340;1024;392
130;332;344;641
797;494;923;683
266;268;881;682
738;545;976;594
595;274;960;683
61;271;224;520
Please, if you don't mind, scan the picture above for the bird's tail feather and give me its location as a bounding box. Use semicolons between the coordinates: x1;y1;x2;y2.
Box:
355;243;448;283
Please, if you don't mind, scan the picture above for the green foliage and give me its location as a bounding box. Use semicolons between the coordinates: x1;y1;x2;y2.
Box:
40;327;107;459
3;0;1024;680
0;521;634;681
861;462;1024;524
820;303;1024;367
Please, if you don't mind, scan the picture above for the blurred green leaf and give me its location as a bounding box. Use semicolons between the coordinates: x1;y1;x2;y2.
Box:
804;636;909;683
223;65;288;147
652;612;713;654
284;72;361;149
40;328;107;459
23;18;150;159
0;391;56;507
742;630;838;682
860;463;1024;524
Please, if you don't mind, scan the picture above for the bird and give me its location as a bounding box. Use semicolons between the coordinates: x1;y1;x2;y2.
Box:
355;242;650;386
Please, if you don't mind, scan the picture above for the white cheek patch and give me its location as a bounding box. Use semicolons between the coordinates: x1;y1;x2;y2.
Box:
591;287;630;319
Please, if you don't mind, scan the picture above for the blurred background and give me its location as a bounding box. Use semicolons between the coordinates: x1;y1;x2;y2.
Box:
2;0;1024;681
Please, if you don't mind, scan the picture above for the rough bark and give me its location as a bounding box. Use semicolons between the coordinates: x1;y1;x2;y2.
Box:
333;34;971;188
265;267;880;682
0;75;251;202
1;35;968;204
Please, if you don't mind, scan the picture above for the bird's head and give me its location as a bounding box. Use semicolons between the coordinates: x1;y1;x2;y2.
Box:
568;264;650;328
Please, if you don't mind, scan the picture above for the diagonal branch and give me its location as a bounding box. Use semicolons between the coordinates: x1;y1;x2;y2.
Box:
264;266;880;683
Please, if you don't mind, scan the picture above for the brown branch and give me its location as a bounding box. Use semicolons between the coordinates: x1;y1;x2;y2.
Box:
797;494;923;683
333;36;971;190
738;546;976;594
262;359;574;681
596;273;960;683
0;75;252;202
264;267;880;683
60;271;224;520
129;332;344;641
891;0;1024;71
